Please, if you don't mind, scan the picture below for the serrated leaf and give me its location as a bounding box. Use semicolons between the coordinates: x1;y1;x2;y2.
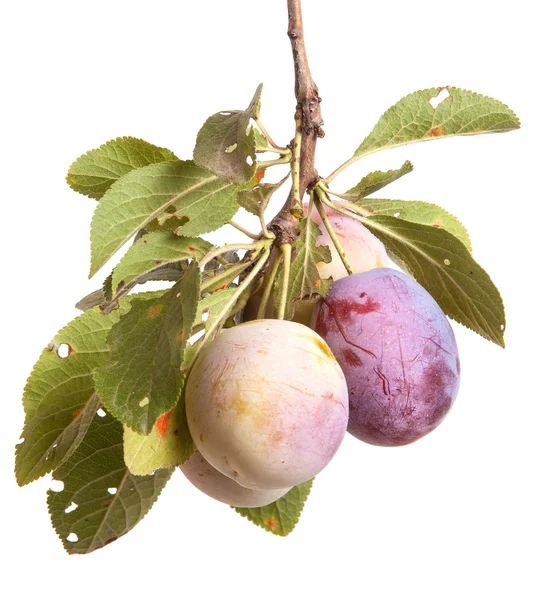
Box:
123;390;194;476
193;84;263;183
233;479;313;536
90;160;240;277
361;215;505;346
94;263;201;434
15;304;131;486
47;412;172;554
354;198;472;251
274;219;332;319
102;273;113;302
355;87;520;159
67;137;177;200
111;232;211;297
345;161;413;199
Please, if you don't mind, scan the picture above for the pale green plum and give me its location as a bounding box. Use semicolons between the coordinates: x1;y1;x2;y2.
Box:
185;319;348;490
181;450;291;507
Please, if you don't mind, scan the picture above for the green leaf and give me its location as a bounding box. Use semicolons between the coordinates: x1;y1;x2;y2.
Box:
94;263;201;434
15;304;131;486
361;215;505;346
253;127;273;153
233;479;313;536
47;412;172;554
237;176;288;217
67;137;177;200
193;84;263;183
354;198;472;251
274;219;332;319
90;159;240;277
345;161;413;199
111;232;211;297
355;87;520;159
123;391;194;476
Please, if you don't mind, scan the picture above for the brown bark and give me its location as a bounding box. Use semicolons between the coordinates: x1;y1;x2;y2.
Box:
269;0;324;245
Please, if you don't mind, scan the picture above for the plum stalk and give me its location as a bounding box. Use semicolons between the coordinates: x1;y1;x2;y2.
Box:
269;0;324;245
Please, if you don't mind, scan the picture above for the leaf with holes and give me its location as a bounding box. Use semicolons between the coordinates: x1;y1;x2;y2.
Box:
273;219;332;319
90;160;240;277
360;215;505;345
124;391;194;476
193;84;263;183
111;232;211;297
47;412;172;554
94;263;200;434
15;304;131;486
233;479;313;536
344;161;413;199
352;198;472;251
67;137;177;200
354;87;520;159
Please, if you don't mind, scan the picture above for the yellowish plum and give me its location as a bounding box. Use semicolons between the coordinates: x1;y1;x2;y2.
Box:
185;319;348;490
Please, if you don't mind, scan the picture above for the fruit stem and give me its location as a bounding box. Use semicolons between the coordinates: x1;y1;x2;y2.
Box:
188;247;272;369
254;117;289;153
277;243;292;319
257;156;292;170
257;252;282;319
200;260;250;294
199;241;266;269
317;182;356;201
324;156;359;185
291;119;303;216
317;185;371;218
227;220;262;240
313;189;354;276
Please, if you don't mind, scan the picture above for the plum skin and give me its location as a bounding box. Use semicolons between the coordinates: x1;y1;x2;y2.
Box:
181;450;291;508
185;319;349;490
309;202;390;281
312;268;460;446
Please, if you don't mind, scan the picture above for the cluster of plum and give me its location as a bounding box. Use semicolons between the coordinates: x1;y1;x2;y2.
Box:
181;206;461;508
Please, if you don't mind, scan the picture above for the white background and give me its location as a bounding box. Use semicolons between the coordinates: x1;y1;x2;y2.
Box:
2;1;537;598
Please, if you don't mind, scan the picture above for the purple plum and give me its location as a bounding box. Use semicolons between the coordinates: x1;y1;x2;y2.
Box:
312;268;460;446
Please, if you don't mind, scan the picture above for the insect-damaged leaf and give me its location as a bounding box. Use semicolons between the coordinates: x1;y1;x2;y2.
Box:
354;87;520;159
123;391;194;476
111;232;211;297
94;263;200;434
47;412;172;554
354;198;472;251
90;160;240;277
15;304;131;486
67;137;177;200
361;215;505;346
194;84;263;183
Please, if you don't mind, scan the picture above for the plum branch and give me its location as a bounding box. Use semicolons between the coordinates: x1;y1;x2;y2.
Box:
269;0;324;245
